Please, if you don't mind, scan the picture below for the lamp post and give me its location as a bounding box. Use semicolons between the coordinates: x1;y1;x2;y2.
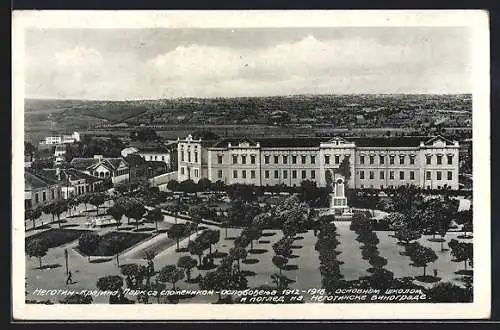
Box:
64;248;69;276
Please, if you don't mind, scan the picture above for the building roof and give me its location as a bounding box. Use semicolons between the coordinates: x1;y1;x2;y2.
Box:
70;157;128;171
38;168;103;183
55;145;66;151
208;135;454;149
25;170;59;191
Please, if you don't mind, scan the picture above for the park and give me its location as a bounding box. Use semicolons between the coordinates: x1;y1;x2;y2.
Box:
24;179;474;304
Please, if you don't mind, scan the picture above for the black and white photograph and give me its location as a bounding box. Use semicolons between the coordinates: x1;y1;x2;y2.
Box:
12;10;490;320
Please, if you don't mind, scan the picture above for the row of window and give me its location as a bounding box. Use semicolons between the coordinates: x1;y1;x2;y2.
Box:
34;188;60;204
226;169;316;180
143;155;167;162
217;153;455;166
179;167;200;178
358;170;453;181
180;151;199;163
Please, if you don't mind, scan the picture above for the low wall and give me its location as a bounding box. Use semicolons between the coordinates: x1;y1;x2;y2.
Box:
148;171;178;187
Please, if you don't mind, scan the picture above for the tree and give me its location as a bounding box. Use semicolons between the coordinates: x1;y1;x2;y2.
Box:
107;204;124;228
166;179;180;192
384;212;407;236
59;293;93;304
52;200;68;229
205;229;220;255
410;244;438;276
221;215;231;239
129;204;146;231
79;194;92;212
146;207;163;232
426;282;472;302
199;270;226;302
96;275;127;304
229;246;247;270
168;223;187;250
42;203;56;223
177;255;198;282
26;238;49;268
273;237;294;258
198;178;212;192
188;206;203;236
242;227;261;250
120;263;146;290
78;232;101;262
188;239;205;265
272;255;288;276
25;208;42;229
157;265;185;290
395;227;422;245
102;235;123;267
449;239;473;271
89;193;105;215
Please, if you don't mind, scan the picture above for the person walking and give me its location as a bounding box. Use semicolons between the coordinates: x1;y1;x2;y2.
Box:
66;271;73;285
433;269;438;278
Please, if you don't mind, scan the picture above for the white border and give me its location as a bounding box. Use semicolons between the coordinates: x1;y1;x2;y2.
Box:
12;10;491;320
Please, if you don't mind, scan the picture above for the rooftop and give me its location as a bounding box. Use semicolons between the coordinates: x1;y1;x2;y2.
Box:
25;170;59;190
70;157;127;170
38;168;103;183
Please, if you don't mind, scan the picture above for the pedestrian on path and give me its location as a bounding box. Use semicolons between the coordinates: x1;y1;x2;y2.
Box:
66;271;73;285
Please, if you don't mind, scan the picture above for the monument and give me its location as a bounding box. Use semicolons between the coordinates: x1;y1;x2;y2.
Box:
329;177;349;215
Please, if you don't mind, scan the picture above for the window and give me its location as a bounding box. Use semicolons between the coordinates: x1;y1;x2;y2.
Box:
217;155;223;164
162;156;165;161
360;155;365;165
379;155;385;164
265;155;270;164
389;171;394;180
188;152;191;162
292;155;297;164
437;155;442;165
242;170;247;179
265;170;270;179
369;156;374;165
335;155;340;164
437;171;442;180
283;155;288;164
194;152;198;162
325;155;330;164
311;170;316;179
241;155;247;164
250;155;256;164
292;170;297;179
360;171;365;179
426;155;432;165
399;171;405;180
274;155;279;164
389;156;395;165
233;170;238;179
218;170;223;179
447;171;452;180
194;169;199;178
410;156;415;165
426;171;431;180
360;185;364;189
233;155;238;164
51;190;55;199
410;171;415;180
274;170;279;179
447;155;453;165
369;171;374;179
43;192;46;202
380;171;385;179
311;155;316;164
180;167;185;175
399;155;405;165
301;170;306;179
181;151;184;161
251;170;256;179
301;155;306;164
35;193;39;203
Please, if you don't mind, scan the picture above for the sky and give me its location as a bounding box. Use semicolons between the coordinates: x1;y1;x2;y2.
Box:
24;27;472;100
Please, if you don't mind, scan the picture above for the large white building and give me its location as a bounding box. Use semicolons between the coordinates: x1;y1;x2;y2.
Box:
121;143;177;172
177;134;460;190
40;132;80;145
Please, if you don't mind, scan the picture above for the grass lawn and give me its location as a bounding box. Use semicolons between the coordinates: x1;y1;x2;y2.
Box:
80;231;152;257
26;228;91;249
